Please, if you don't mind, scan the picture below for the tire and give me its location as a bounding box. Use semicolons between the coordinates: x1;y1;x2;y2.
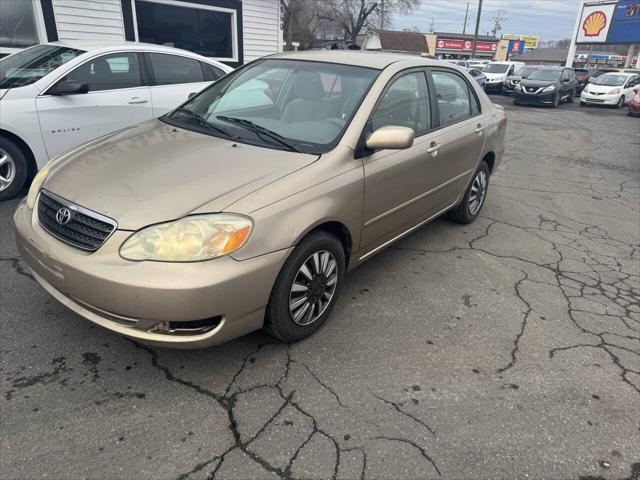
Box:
616;96;625;108
264;231;346;343
448;161;490;225
567;90;575;103
513;98;520;105
0;137;29;202
580;101;587;107
552;93;560;108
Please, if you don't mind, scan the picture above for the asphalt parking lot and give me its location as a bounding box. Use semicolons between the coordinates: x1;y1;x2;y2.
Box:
1;95;639;480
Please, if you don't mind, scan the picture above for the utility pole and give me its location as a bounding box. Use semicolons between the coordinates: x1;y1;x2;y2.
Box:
380;0;385;30
471;0;483;58
463;2;470;35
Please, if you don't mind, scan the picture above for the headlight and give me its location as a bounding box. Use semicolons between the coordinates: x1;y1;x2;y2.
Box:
26;166;50;209
542;85;556;93
119;214;253;262
609;88;620;94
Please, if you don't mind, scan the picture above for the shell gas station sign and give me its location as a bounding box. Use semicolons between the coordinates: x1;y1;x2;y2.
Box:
576;2;617;42
575;1;640;44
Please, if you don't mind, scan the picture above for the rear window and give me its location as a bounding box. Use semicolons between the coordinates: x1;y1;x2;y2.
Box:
149;53;204;85
0;45;85;89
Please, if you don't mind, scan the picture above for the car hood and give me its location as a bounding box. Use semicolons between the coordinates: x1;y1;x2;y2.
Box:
519;79;559;89
43;119;318;230
586;83;624;94
484;72;508;80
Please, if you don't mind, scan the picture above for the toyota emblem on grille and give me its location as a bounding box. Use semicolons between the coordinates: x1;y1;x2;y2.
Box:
56;207;72;225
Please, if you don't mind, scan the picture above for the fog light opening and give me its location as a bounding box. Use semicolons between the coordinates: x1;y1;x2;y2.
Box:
149;316;222;336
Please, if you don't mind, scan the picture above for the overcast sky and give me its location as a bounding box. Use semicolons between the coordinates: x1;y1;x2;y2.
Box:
393;0;583;41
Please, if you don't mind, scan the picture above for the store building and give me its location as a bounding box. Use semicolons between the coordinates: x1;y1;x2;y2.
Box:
0;0;283;66
431;32;499;59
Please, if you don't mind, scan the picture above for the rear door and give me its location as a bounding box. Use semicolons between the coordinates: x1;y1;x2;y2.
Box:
146;53;220;116
36;52;153;159
423;67;488;206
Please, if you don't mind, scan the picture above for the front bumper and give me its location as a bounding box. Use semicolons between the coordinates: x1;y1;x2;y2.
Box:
580;91;621;105
513;90;556;106
485;81;503;92
629;102;640;115
14;199;292;348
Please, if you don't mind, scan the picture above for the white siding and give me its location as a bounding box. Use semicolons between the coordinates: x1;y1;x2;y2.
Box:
52;0;125;42
242;0;281;63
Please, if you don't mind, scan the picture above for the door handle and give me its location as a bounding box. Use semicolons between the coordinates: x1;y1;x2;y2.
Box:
426;142;441;157
128;97;149;104
475;124;485;135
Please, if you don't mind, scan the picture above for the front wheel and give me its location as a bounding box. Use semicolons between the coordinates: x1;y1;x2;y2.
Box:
0;138;29;202
264;232;345;343
552;93;560;108
616;96;625;108
448;161;490;225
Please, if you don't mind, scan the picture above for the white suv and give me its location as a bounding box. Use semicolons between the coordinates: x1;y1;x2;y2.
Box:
0;41;232;200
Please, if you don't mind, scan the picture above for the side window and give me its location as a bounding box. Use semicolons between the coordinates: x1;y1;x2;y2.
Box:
149;53;204;85
65;53;142;92
432;70;476;126
201;62;225;81
369;72;431;136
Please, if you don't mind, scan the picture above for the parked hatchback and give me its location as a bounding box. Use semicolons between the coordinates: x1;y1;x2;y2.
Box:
580;72;640;108
513;66;577;107
0;41;232;200
14;51;506;348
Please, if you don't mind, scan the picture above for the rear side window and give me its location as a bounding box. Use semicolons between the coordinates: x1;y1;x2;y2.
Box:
149;53;204;85
431;70;479;126
201;62;225;81
65;52;142;92
369;71;431;136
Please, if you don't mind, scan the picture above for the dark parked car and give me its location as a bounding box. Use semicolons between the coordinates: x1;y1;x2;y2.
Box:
574;68;597;92
502;66;540;95
513;67;578;108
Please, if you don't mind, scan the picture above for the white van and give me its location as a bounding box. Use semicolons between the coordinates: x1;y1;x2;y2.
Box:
483;61;525;93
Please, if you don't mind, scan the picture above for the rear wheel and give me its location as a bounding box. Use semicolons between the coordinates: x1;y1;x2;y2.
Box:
448;161;490;225
264;232;345;343
567;90;575;103
0;138;29;202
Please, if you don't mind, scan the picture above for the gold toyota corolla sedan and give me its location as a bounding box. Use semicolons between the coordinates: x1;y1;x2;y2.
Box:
14;51;506;348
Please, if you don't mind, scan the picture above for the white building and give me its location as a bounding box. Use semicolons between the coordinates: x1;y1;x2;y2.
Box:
0;0;283;66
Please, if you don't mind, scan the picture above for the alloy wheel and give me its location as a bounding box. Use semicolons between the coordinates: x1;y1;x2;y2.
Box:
0;148;16;192
289;250;338;326
468;170;487;216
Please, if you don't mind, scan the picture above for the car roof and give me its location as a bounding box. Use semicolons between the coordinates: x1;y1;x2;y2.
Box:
266;50;440;70
40;40;230;67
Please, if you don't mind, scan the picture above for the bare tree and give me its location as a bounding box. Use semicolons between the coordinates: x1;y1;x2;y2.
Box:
281;0;326;49
319;0;419;43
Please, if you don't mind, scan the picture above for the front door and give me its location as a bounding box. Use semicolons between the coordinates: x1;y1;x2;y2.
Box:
36;52;153;159
360;70;438;254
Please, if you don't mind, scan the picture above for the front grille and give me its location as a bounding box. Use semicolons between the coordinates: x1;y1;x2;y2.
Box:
37;190;117;251
525;87;539;93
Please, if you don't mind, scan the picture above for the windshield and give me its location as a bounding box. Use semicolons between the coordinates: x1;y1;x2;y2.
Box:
484;64;510;74
0;45;85;89
163;59;379;154
515;67;537;78
528;69;562;81
591;74;627;86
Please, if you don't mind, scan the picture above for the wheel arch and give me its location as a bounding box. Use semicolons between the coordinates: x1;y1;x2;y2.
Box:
0;129;38;180
482;151;496;174
294;220;353;269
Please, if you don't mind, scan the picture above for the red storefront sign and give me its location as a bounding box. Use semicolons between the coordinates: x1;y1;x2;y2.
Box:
436;39;498;52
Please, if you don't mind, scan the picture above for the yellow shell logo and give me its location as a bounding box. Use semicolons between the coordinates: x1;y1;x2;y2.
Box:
582;11;607;37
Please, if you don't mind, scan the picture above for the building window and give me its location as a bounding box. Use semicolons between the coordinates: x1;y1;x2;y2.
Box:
134;0;238;61
0;0;42;50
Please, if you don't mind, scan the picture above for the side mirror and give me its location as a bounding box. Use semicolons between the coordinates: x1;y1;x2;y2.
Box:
49;80;89;95
366;126;414;150
188;91;198;99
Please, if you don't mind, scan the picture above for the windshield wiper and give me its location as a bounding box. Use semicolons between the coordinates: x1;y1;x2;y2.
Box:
216;115;301;153
172;107;232;137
